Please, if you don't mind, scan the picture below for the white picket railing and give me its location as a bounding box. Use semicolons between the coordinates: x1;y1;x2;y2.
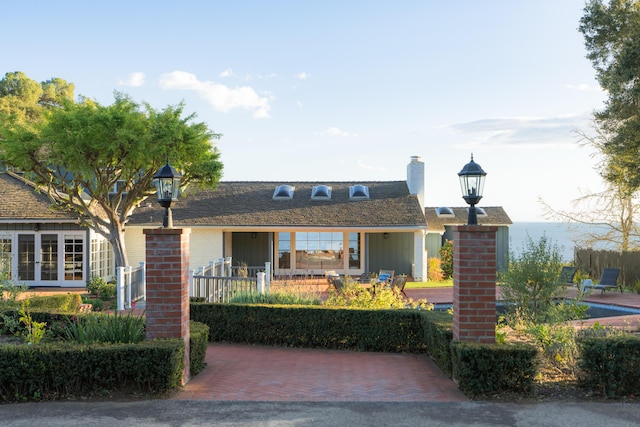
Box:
190;258;271;302
116;262;146;310
115;257;272;308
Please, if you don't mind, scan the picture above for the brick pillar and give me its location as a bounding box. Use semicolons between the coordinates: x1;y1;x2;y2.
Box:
452;225;497;343
143;227;191;384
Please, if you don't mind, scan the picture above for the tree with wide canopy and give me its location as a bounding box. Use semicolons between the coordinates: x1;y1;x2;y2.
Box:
0;72;223;268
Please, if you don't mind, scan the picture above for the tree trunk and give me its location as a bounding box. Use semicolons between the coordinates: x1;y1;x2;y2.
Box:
106;222;129;268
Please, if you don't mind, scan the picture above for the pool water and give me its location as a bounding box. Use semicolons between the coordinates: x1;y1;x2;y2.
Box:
433;302;640;319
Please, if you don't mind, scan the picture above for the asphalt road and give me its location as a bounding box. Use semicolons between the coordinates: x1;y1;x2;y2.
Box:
1;400;640;427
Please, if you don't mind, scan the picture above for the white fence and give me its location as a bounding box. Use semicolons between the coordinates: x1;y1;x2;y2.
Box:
116;262;146;310
115;258;272;308
190;258;271;303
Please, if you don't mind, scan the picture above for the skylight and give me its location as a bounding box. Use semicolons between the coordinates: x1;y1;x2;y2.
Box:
273;185;295;200
474;207;487;216
349;185;369;200
436;207;455;217
311;185;332;200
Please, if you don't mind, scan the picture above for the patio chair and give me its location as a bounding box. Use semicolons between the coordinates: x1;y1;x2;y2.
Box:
378;269;395;285
328;275;346;292
581;267;621;296
559;266;577;286
391;275;408;297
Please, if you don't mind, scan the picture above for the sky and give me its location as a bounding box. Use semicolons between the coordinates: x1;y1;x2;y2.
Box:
2;1;608;222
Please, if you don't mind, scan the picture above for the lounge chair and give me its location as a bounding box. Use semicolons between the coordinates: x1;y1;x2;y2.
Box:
581;267;621;296
559;266;577;286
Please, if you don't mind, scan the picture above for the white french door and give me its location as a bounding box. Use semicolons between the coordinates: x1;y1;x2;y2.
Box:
13;232;85;287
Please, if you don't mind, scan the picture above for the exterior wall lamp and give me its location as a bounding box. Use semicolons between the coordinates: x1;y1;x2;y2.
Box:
153;160;182;228
458;154;487;225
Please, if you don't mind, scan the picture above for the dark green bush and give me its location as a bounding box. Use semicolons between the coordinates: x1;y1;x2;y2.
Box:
439;239;453;280
191;302;429;352
577;334;640;397
421;310;454;376
189;321;209;377
451;341;538;397
0;339;185;401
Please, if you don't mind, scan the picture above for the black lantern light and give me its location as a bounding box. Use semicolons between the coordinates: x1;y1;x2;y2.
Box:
458;154;487;225
153;160;182;228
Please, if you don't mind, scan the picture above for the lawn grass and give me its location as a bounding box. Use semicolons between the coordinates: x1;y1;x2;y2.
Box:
405;279;453;289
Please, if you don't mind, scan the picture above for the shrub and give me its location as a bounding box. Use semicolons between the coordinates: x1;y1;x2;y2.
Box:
229;291;320;305
0;280;28;304
427;257;444;282
86;276;116;300
499;234;577;325
64;312;145;344
17;300;46;345
439;239;453;280
27;293;83;314
323;278;431;310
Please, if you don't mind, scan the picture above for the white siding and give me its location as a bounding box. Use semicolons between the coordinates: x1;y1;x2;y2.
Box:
125;226;224;271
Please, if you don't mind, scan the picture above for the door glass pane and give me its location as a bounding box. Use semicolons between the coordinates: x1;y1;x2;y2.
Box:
18;234;35;281
348;232;361;269
64;235;84;280
40;234;58;281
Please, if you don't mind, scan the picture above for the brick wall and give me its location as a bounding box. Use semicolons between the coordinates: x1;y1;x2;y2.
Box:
452;225;497;343
143;227;191;384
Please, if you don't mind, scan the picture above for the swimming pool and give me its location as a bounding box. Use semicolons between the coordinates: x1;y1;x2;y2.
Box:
433;301;640;319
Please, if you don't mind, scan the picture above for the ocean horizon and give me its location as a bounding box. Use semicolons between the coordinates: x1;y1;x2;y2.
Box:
508;222;614;262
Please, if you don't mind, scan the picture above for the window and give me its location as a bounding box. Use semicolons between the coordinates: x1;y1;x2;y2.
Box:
295;232;344;270
436;207;455;217
349;185;369;200
273;185;295;200
90;235;114;280
64;235;84;280
311;185;332;200
277;232;291;269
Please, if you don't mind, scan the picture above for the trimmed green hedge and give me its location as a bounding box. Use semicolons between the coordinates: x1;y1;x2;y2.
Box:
451;341;538;397
189;321;209;377
0;339;185;402
578;335;640;397
191;303;429;352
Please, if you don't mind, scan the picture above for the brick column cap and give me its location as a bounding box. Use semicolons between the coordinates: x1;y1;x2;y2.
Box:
143;227;191;236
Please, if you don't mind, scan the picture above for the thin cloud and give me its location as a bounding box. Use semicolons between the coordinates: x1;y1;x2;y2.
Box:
158;71;271;119
296;72;310;80
316;127;358;137
117;72;145;87
219;68;233;78
446;115;590;148
565;83;602;92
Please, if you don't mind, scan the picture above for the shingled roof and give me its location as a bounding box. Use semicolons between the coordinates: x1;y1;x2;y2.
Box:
424;206;512;233
127;181;427;228
0;171;78;221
